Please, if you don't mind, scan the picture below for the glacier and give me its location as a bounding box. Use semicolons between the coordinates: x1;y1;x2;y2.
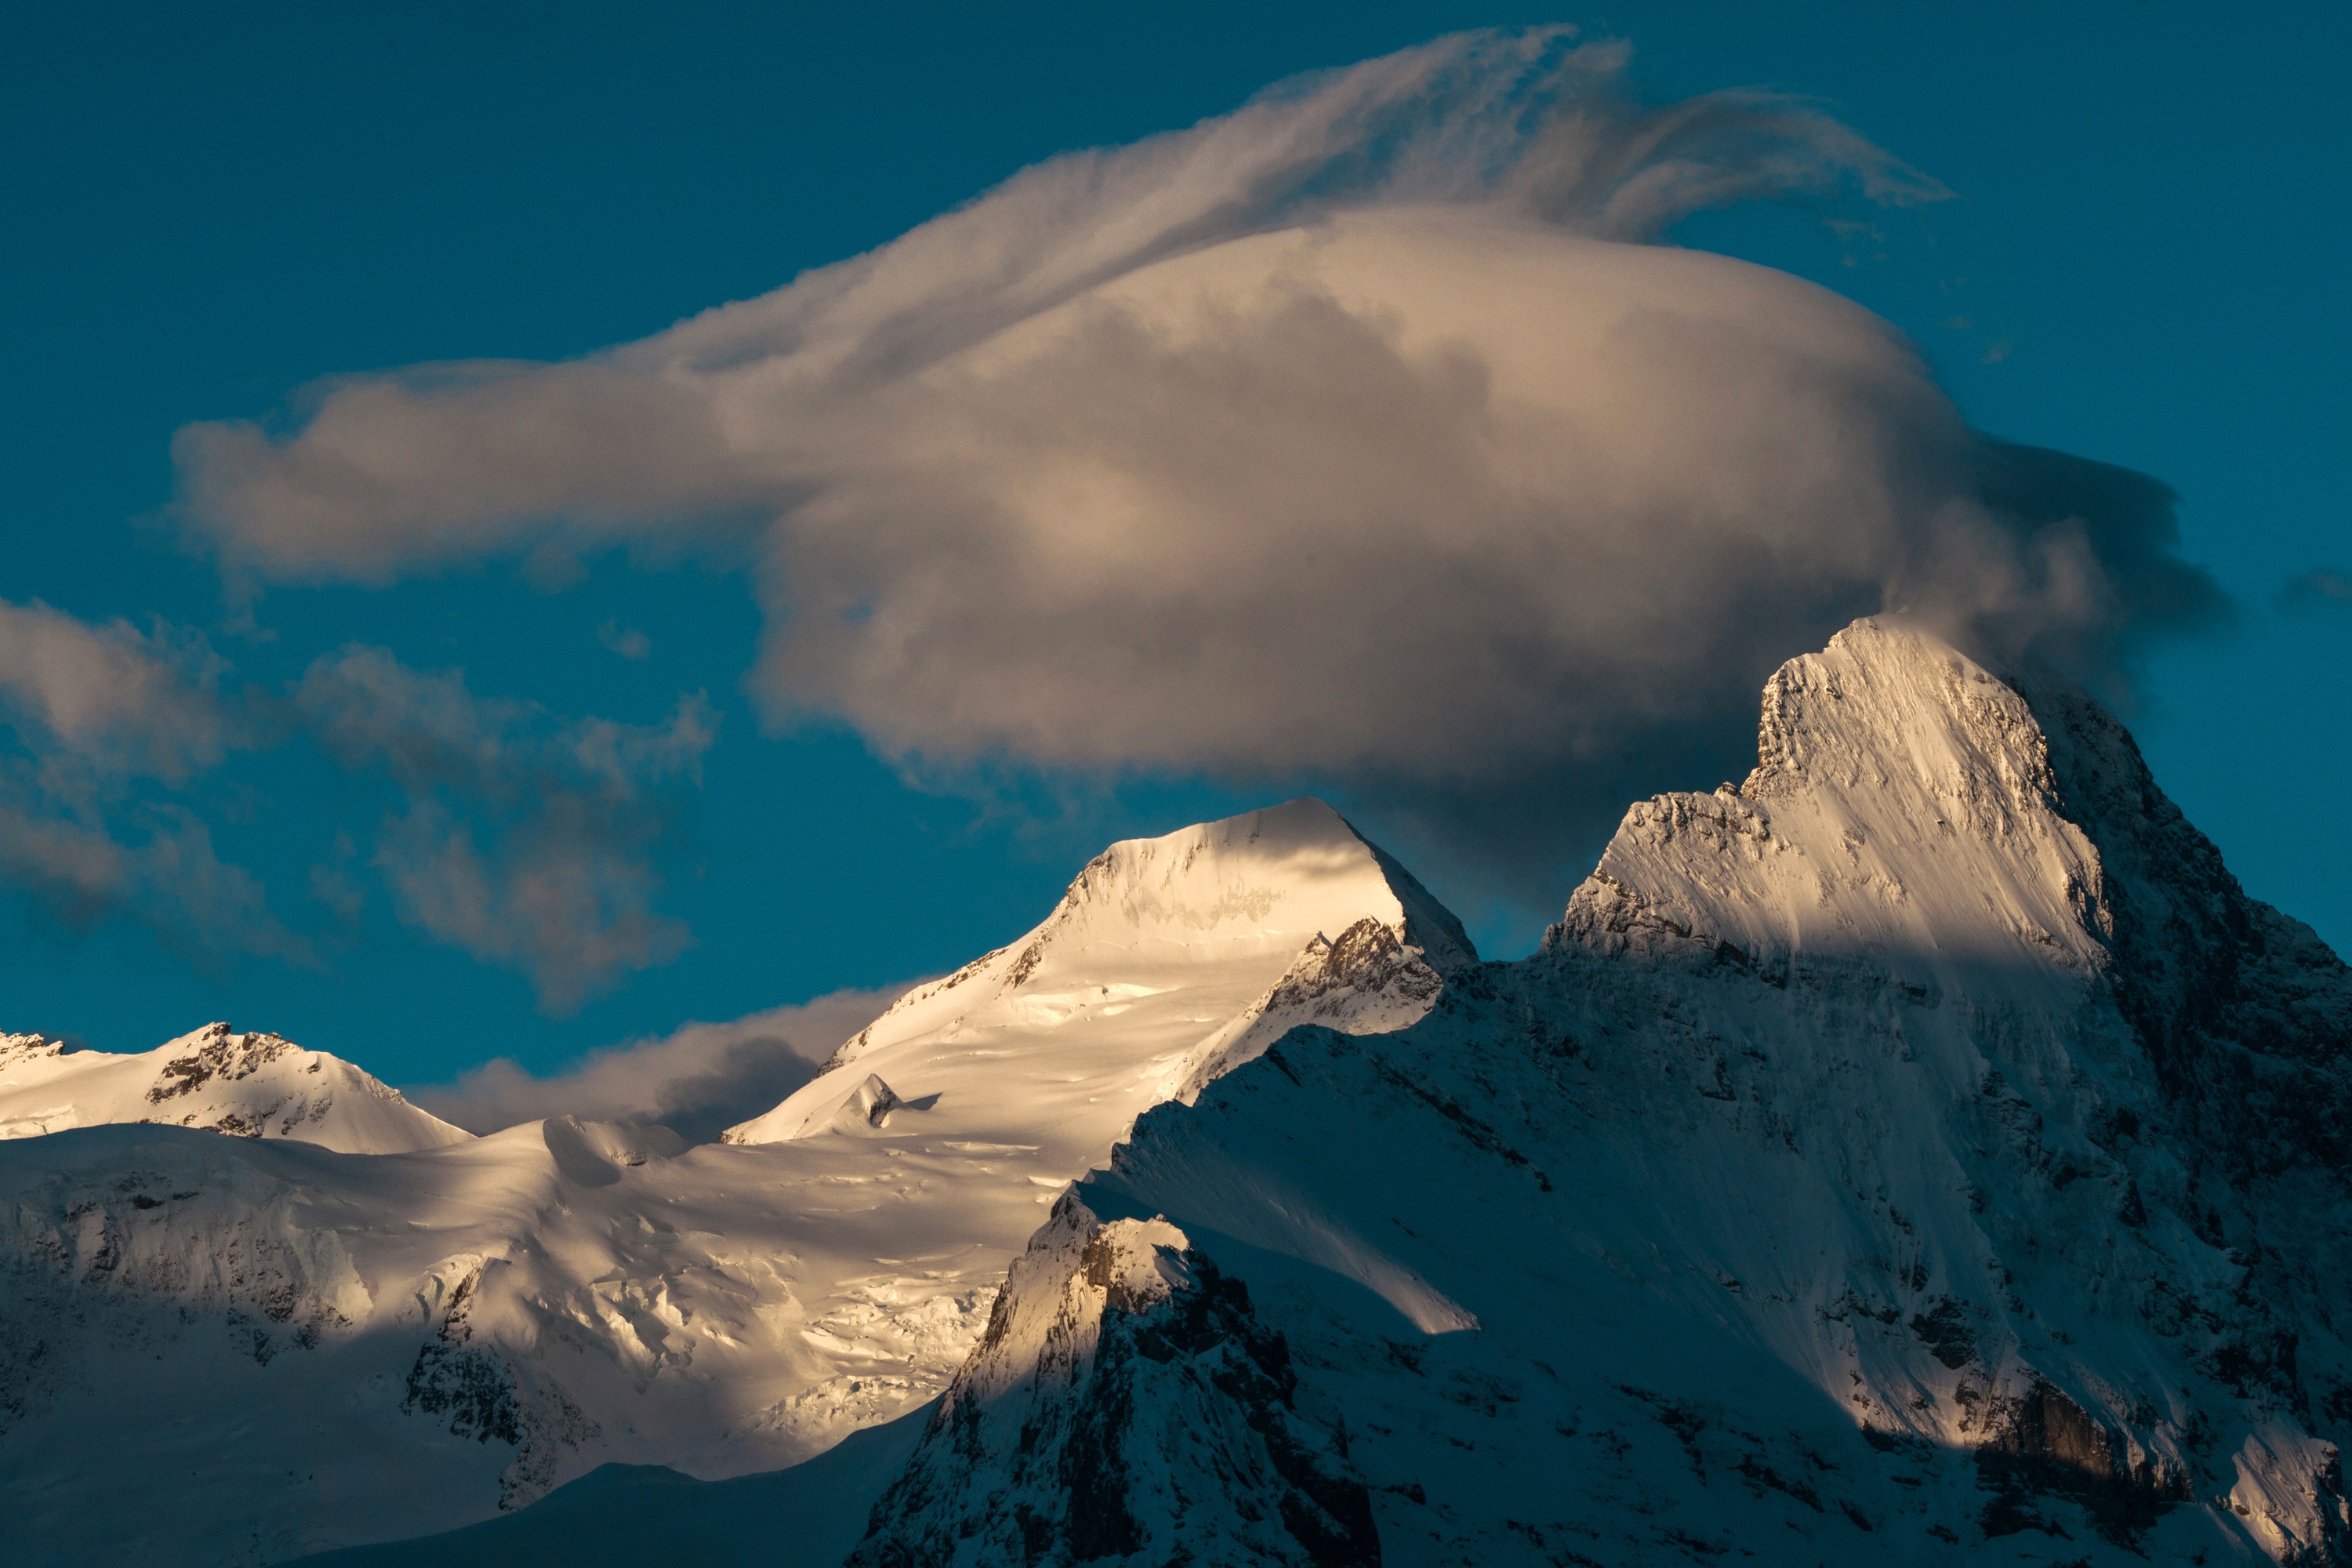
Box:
4;619;2350;1566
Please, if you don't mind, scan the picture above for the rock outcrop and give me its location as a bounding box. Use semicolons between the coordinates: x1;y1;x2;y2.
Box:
849;1194;1377;1568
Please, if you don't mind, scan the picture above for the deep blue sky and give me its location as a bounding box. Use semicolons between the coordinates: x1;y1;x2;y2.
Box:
3;2;2346;1084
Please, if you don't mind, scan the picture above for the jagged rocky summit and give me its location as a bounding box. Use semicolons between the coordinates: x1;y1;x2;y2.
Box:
0;800;1466;1566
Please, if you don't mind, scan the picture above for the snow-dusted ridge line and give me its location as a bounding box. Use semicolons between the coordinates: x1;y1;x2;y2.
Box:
0;1022;470;1155
1553;617;2114;982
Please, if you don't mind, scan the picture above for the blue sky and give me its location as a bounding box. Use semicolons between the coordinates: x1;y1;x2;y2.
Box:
2;2;2345;1094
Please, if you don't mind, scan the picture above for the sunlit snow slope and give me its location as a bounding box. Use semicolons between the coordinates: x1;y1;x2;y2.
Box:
0;800;1465;1566
0;1023;468;1154
727;796;1472;1150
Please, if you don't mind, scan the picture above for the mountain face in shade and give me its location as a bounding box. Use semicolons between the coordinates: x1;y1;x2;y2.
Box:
0;1023;470;1154
0;802;1461;1566
843;620;2352;1568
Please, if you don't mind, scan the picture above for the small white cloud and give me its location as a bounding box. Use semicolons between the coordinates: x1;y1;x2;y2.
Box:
2281;568;2351;611
0;598;223;779
0;598;307;960
295;648;717;1011
411;985;907;1142
598;620;652;660
307;829;365;922
0;605;713;985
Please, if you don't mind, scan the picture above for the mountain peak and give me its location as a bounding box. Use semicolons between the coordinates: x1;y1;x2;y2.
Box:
0;1020;470;1153
888;618;2352;1567
1554;615;2113;984
1003;797;1475;993
16;620;2352;1566
724;797;1468;1145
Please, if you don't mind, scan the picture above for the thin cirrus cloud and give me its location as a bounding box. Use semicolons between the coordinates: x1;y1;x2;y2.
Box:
0;597;296;959
0;595;712;1003
597;620;653;660
0;598;225;780
293;648;717;1011
409;983;906;1143
2280;569;2350;611
170;28;2226;875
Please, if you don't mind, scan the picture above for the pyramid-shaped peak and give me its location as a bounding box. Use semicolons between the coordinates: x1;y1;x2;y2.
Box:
722;798;1470;1146
1555;617;2110;979
1740;617;2053;808
1015;797;1472;985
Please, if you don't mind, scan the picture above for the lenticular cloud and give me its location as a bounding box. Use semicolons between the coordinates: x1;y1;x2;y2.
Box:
173;27;2220;837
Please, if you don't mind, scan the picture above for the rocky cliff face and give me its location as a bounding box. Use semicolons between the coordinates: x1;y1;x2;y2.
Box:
850;1195;1377;1568
851;620;2352;1566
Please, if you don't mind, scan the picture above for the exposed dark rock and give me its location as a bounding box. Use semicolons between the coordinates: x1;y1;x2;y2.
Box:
849;1200;1377;1568
1974;1378;2190;1545
1268;919;1444;1015
1907;1298;1979;1370
398;1341;601;1512
402;1343;524;1447
2030;684;2352;1183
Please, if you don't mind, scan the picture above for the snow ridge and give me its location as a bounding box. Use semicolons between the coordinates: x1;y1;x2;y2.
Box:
724;797;1470;1146
1555;619;2113;981
0;1022;470;1154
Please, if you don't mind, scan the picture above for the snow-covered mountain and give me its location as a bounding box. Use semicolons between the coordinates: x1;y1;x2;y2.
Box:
0;1023;468;1153
0;801;1461;1566
724;795;1472;1150
12;619;2352;1567
846;619;2352;1566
